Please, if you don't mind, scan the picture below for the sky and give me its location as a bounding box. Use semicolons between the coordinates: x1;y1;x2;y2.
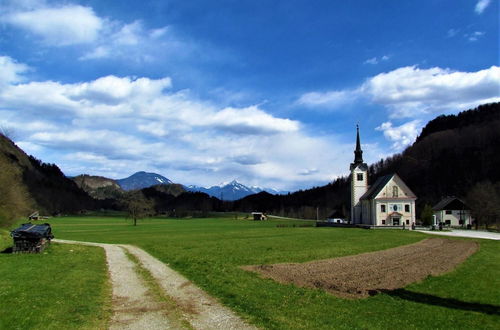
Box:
0;0;498;191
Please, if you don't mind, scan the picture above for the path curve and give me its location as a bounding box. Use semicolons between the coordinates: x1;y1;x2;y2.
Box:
417;229;500;240
54;239;256;330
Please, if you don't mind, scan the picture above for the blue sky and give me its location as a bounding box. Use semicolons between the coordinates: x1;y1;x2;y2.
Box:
0;0;498;190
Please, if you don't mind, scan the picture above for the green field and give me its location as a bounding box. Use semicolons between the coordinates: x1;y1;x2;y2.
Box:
53;216;500;329
2;215;499;329
0;229;111;330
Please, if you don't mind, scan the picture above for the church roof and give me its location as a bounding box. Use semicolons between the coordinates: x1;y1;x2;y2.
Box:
432;197;469;211
360;173;417;200
360;174;393;200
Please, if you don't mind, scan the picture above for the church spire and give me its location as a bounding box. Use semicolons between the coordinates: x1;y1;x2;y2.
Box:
353;124;363;164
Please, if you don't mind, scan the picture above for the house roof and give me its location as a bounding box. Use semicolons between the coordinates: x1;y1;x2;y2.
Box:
328;209;346;219
432;197;469;211
360;174;393;200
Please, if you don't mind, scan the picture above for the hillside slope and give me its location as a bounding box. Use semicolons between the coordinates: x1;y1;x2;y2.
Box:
73;174;123;200
235;102;500;219
0;134;96;217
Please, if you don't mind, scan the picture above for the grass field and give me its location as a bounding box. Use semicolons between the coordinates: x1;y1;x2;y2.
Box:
41;215;500;329
0;228;111;330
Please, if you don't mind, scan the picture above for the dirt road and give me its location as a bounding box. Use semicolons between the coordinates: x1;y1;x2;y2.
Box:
54;239;255;330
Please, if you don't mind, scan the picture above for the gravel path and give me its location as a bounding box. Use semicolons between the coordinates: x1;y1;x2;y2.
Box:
54;239;255;330
417;229;500;240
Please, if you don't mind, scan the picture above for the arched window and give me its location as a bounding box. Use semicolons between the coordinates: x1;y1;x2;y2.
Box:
392;186;399;198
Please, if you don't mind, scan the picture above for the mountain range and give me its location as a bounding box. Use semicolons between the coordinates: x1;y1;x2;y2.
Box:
185;180;287;201
73;171;285;201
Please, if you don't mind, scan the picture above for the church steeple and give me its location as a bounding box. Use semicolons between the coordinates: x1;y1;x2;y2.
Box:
353;124;363;165
350;124;368;224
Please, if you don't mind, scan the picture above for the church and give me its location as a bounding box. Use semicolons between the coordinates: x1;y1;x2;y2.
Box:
350;126;417;227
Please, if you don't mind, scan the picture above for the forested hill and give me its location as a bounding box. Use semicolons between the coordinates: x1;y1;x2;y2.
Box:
235;102;500;219
0;134;95;225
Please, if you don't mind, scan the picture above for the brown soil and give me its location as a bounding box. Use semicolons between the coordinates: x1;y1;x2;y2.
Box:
242;238;479;299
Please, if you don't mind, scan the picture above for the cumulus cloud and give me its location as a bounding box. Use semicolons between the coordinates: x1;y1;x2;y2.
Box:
475;0;491;14
362;65;500;117
0;55;352;190
0;56;29;86
376;120;422;150
2;5;103;46
298;65;500;117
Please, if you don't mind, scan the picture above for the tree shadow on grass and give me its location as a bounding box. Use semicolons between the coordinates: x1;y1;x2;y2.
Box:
380;289;500;316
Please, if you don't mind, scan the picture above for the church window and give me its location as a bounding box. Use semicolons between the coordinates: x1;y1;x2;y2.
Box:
406;219;410;225
382;220;386;225
357;173;363;181
393;204;398;211
381;205;386;212
405;204;410;212
392;186;399;197
445;210;452;215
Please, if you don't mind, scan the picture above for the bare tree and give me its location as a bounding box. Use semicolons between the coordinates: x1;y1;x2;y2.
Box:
466;181;500;230
125;192;154;226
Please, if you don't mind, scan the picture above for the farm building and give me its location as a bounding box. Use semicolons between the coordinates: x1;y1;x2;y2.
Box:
251;212;267;220
433;197;472;227
350;126;417;227
326;210;347;224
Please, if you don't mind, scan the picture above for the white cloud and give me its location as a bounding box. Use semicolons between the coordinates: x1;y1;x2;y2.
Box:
363;55;390;65
297;90;358;108
298;65;500;117
0;1;189;64
0;56;353;190
362;65;500;117
475;0;491;14
3;5;103;46
364;57;378;65
376;120;422;150
208;106;299;134
465;31;485;42
0;56;29;86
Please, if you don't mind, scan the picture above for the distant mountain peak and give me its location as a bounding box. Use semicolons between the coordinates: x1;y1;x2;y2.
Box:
185;179;287;200
117;171;173;191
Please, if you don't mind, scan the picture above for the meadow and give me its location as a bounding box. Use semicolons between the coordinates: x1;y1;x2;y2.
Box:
0;227;111;330
2;215;499;329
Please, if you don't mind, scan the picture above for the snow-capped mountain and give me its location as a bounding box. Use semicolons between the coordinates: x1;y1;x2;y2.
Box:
116;171;173;191
113;171;286;199
185;180;287;201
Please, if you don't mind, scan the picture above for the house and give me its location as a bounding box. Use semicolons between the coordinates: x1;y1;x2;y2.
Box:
251;212;267;220
326;210;347;224
432;197;472;227
28;211;40;221
350;126;417;227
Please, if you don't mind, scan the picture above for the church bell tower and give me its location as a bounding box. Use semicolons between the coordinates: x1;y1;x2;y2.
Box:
350;125;368;224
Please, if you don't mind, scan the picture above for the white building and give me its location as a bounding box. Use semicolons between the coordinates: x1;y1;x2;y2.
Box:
433;197;472;227
350;126;417;227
